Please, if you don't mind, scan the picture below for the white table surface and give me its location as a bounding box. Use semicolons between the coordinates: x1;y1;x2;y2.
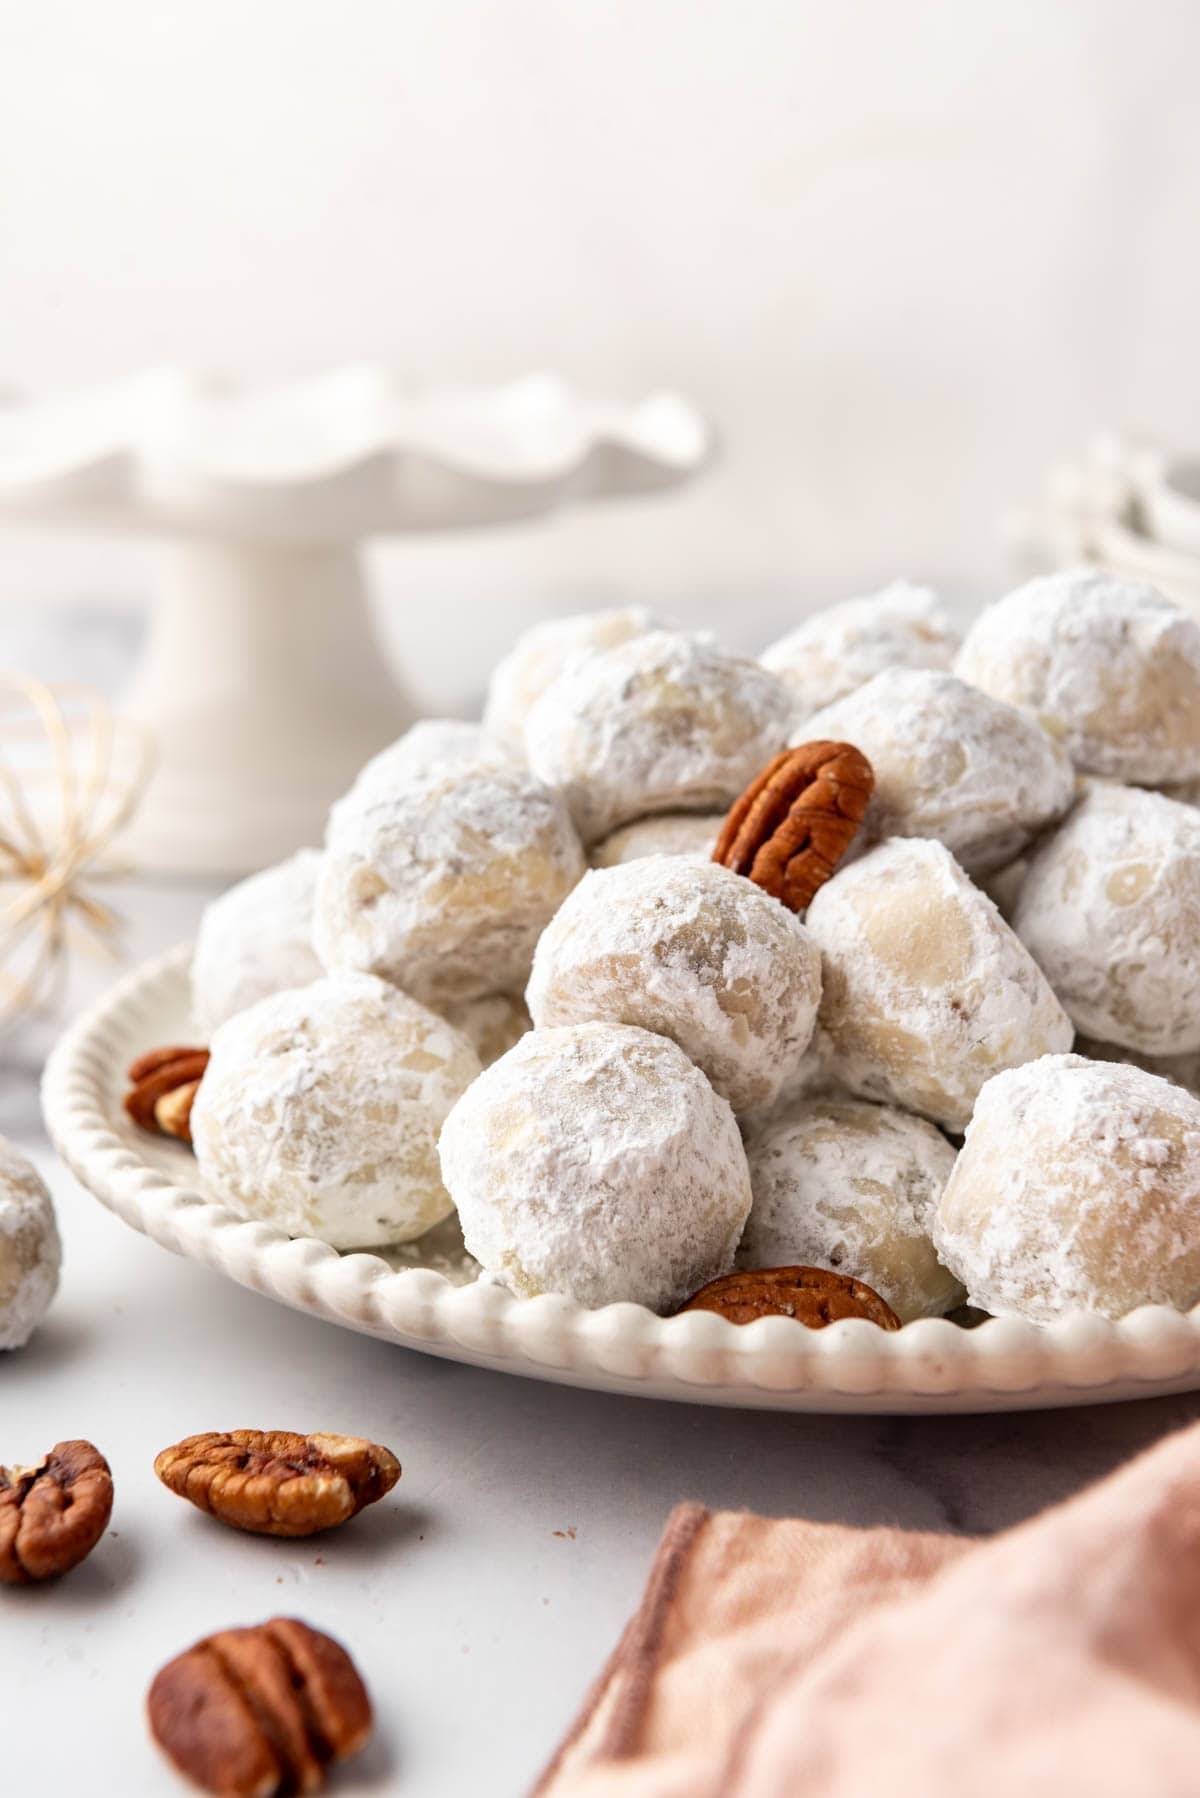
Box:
4;607;1200;1796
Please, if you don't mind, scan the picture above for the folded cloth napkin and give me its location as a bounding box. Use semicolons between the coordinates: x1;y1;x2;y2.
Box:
535;1420;1200;1798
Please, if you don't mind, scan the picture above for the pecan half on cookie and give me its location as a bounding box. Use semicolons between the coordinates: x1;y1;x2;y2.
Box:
124;1045;210;1145
0;1439;114;1584
712;740;874;912
680;1266;901;1330
155;1431;401;1537
148;1616;372;1797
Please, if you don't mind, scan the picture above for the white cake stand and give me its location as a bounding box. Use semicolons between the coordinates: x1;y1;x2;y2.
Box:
0;367;711;874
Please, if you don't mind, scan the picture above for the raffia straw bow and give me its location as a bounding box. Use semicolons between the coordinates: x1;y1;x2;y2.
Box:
0;674;154;1032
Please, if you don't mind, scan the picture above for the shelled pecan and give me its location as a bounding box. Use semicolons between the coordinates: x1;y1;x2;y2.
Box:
154;1430;401;1538
148;1616;372;1797
0;1439;114;1583
679;1266;901;1330
712;740;874;912
124;1045;210;1144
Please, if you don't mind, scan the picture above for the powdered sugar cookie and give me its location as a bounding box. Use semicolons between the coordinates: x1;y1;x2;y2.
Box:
525;631;794;844
933;1053;1200;1321
742;1098;963;1322
192;849;324;1035
191;974;481;1247
761;580;958;721
1012;783;1200;1055
955;572;1200;784
0;1138;60;1351
438;1022;751;1311
315;759;584;1005
805;837;1073;1130
484;606;669;752
526;858;822;1114
589;812;723;869
797;670;1075;877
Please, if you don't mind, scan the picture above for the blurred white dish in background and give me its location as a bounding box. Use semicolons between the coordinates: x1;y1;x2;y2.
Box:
0;369;710;875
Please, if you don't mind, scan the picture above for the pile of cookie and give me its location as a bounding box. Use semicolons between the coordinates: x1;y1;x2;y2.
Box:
111;570;1200;1331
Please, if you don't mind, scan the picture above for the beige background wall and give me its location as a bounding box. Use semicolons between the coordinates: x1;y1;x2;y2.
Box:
2;0;1197;707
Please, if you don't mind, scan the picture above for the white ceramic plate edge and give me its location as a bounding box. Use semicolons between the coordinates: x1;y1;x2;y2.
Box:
39;943;1200;1415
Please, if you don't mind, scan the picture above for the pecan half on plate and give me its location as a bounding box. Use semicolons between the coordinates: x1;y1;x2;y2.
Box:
680;1266;901;1331
713;740;874;912
0;1439;114;1584
154;1430;401;1538
148;1616;372;1797
124;1045;210;1145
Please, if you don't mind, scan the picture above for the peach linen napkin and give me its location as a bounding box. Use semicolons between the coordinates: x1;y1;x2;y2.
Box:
536;1420;1200;1798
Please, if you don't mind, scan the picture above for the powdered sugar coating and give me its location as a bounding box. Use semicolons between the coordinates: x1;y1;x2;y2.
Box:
524;631;795;844
315;760;585;1004
805;838;1074;1130
526;858;822;1114
438;1022;752;1311
761;580;959;721
796;670;1076;877
933;1053;1200;1321
955;572;1200;784
191;973;482;1248
0;1136;61;1350
484;606;669;753
191;849;324;1036
742;1098;963;1322
1012;783;1200;1056
440;990;531;1068
589;812;723;869
347;719;510;805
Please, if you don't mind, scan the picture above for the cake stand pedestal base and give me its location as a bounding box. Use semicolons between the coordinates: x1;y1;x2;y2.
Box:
120;541;407;876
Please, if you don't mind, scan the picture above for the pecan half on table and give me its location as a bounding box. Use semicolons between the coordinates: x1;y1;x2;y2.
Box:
124;1045;210;1145
148;1616;372;1798
680;1266;901;1331
0;1439;114;1584
712;740;874;912
155;1430;401;1538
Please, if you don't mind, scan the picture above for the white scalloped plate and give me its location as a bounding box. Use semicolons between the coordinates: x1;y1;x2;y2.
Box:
41;945;1200;1414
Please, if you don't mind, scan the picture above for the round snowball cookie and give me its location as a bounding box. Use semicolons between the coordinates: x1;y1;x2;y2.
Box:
315;760;585;1005
589;812;723;869
742;1099;963;1322
796;670;1075;877
933;1053;1200;1321
1012;783;1200;1056
761;580;959;722
0;1139;61;1351
440;991;531;1069
525;631;795;844
526;858;822;1115
191;974;482;1248
955;572;1200;784
344;719;509;807
806;837;1073;1131
439;1022;752;1311
484;605;669;753
192;849;324;1036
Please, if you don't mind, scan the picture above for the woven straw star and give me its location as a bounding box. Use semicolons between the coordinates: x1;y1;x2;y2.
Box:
0;674;153;1031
